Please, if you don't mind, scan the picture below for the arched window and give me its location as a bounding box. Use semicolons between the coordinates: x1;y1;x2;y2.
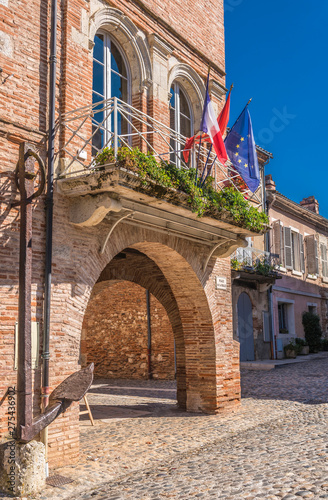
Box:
169;82;193;165
92;32;129;154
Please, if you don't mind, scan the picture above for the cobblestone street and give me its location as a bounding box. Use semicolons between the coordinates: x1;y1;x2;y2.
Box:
2;354;328;500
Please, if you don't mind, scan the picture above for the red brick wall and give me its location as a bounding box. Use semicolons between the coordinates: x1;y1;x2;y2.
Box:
82;281;175;380
0;0;242;472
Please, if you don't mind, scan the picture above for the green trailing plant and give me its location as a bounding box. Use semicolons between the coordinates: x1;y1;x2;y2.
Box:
254;258;275;276
302;312;322;353
231;258;241;270
94;147;269;232
230;256;275;276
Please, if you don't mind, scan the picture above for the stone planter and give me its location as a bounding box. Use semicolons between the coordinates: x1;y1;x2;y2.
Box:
284;349;296;359
300;346;310;355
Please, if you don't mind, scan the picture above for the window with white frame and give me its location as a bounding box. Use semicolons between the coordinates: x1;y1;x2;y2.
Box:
92;32;129;155
277;300;295;335
282;226;305;272
169;82;193;165
278;303;288;333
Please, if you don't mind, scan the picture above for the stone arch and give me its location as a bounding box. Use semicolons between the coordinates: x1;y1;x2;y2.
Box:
47;220;240;466
72;223;220;413
236;289;254;308
82;249;187;407
89;7;152;94
168;63;205;129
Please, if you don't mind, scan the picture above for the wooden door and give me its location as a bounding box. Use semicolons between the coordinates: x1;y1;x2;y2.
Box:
237;292;254;361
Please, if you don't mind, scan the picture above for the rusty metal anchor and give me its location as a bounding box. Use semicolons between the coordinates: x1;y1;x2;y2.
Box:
15;143;94;443
19;363;94;443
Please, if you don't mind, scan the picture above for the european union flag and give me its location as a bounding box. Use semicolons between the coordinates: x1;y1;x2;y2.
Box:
225;107;260;193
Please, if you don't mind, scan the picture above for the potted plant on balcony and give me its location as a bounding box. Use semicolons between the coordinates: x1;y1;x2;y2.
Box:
231;258;241;271
93;147;270;233
284;341;297;359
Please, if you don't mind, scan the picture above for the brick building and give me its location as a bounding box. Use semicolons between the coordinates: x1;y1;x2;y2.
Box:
0;0;267;484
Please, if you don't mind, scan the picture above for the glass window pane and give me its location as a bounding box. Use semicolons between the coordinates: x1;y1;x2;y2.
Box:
92;93;104;125
170;107;175;131
111;70;127;101
93;60;104;97
92;125;104;156
92;93;105;154
170;87;175;109
180;114;191;138
93;34;104;63
180;89;191;118
111;41;127;78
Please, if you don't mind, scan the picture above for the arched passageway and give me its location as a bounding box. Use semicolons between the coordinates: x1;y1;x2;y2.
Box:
46;222;240;467
82;280;176;381
80;244;218;413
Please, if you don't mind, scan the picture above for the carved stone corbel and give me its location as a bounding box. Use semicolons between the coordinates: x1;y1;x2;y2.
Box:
69;193;122;227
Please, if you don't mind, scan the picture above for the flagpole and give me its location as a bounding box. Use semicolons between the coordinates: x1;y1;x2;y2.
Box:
228;97;252;134
200;83;234;186
201;96;252;187
195;66;211;184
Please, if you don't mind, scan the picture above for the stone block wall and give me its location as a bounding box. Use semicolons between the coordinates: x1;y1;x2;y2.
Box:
82;281;175;380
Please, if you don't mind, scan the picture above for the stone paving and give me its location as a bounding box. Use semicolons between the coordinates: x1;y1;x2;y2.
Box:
1;353;328;499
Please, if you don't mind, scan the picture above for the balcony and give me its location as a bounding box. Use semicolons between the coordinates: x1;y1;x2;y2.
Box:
231;247;281;284
55;97;268;259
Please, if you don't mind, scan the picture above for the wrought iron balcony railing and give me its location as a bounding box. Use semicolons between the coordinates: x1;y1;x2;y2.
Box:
231;247;280;275
56;97;264;208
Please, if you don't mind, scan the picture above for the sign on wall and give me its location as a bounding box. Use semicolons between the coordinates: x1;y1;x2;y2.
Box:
215;276;227;290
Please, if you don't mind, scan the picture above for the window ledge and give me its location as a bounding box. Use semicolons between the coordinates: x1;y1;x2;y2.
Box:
276;266;287;273
322;277;328;284
307;274;318;281
292;270;303;277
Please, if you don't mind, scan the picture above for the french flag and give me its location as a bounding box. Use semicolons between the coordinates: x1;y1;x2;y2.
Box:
199;75;228;166
183;87;231;163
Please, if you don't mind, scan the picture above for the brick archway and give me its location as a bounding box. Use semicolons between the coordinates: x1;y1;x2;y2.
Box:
80;245;219;412
46;222;240;466
82;249;188;408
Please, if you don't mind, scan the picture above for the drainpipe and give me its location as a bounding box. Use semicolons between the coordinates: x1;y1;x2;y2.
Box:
41;0;57;463
263;172;277;360
173;340;177;379
146;290;152;379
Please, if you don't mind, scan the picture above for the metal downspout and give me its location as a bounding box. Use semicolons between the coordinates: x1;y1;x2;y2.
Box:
41;0;57;460
146;290;152;379
263;173;276;360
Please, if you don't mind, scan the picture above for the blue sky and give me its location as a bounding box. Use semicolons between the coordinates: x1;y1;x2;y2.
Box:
224;0;328;218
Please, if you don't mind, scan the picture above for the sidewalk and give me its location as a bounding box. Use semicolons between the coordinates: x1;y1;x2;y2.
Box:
1;355;327;499
240;350;328;370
